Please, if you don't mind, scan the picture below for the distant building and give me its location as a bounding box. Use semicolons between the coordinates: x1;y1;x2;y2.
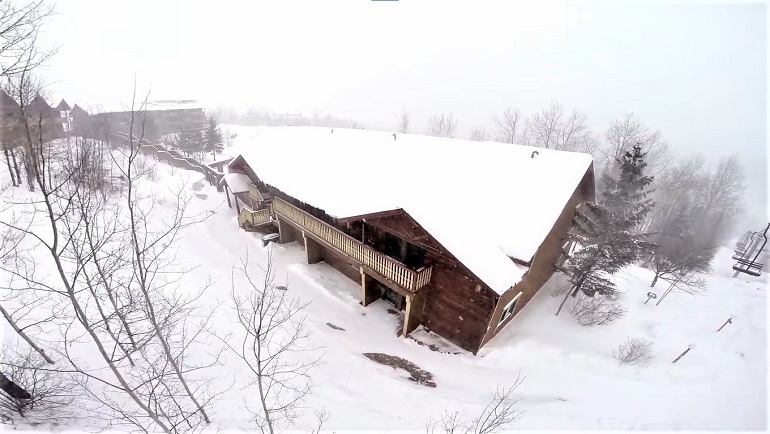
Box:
56;100;72;133
82;100;206;142
0;90;66;148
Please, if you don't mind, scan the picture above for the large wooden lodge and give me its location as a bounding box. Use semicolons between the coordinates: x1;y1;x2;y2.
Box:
222;127;595;353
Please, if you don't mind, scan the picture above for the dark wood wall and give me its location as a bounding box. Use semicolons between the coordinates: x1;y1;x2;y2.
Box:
365;213;498;353
478;164;595;347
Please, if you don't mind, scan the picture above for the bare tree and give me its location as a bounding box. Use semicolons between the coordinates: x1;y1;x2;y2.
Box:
526;102;597;154
570;294;627;326
613;338;653;366
492;107;522;144
644;154;745;285
0;87;219;432
469;128;489;142
427;113;458;138
221;251;321;434
653;273;707;306
601;113;669;175
0;199;57;364
398;108;411;134
311;408;331;434
426;377;525;434
0;345;80;424
0;0;55;78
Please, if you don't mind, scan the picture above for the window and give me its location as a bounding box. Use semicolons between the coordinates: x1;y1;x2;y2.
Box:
498;292;522;327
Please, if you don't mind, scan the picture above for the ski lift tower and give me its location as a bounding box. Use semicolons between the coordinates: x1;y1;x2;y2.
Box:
732;223;769;277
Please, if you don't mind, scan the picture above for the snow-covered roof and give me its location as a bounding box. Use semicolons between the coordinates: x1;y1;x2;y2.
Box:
228;126;593;294
223;172;252;194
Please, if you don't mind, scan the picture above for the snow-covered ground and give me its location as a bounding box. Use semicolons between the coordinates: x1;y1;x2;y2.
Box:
0;140;766;432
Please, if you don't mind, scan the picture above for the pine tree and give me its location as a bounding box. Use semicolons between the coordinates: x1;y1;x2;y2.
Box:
600;144;655;230
556;144;656;314
189;129;204;159
177;129;192;156
203;117;224;158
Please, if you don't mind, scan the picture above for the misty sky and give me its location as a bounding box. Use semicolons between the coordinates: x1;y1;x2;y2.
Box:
38;0;767;228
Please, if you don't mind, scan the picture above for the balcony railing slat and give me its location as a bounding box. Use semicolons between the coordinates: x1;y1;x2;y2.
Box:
273;197;432;292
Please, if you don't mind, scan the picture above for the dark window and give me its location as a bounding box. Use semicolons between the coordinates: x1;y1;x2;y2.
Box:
498;293;522;327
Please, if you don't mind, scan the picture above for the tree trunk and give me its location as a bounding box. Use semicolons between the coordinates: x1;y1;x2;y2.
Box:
10;148;22;186
555;286;572;316
4;148;17;186
0;302;54;364
650;273;659;287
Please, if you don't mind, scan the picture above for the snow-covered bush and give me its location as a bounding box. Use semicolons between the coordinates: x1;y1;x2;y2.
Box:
570;294;626;326
613;338;654;366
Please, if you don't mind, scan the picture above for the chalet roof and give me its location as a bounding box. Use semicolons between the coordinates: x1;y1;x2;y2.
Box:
70;105;88;117
0;89;21;114
56;99;71;111
27;95;55;117
229;126;593;295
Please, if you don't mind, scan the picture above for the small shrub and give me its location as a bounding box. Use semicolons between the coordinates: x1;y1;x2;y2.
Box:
143;163;159;181
570;294;627;326
613;338;654;366
551;281;571;297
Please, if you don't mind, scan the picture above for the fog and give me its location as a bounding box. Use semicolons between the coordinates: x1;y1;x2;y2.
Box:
39;0;767;229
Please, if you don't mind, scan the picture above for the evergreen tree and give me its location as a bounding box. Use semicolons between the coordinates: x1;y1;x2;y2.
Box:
189;129;204;159
556;144;656;314
177;129;192;156
203;117;224;158
599;144;655;230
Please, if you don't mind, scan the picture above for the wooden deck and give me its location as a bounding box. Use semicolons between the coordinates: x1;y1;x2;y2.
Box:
272;197;432;293
238;208;272;230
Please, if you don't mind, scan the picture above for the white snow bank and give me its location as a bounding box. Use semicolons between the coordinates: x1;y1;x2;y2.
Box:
226;126;592;294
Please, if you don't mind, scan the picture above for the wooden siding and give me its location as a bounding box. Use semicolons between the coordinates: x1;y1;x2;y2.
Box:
479;164;595;348
364;212;498;353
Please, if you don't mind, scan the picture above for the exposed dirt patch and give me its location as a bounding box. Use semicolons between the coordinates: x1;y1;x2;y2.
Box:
363;353;436;388
326;323;345;331
387;309;399;315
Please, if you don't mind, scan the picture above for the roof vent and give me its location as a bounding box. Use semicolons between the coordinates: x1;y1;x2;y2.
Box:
531;151;539;158
393;133;397;140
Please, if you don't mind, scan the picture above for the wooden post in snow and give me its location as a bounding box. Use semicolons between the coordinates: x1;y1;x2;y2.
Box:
717;315;735;332
672;344;696;364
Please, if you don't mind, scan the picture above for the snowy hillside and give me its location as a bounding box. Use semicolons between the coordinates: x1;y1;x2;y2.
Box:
0;143;766;432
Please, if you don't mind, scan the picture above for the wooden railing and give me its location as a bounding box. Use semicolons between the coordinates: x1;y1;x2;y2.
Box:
244;183;264;210
272;197;432;292
238;208;272;228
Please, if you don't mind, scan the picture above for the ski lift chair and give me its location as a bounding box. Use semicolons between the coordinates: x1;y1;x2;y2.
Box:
733;231;761;260
732;223;769;277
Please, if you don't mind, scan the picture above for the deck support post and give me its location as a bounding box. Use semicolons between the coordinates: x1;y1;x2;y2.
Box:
277;218;298;244
304;232;324;264
360;268;379;307
225;184;232;208
401;288;427;337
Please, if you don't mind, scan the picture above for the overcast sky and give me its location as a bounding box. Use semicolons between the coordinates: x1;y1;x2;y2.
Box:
38;0;767;228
